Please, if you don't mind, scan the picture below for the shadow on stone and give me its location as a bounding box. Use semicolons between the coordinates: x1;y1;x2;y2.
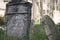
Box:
41;15;60;40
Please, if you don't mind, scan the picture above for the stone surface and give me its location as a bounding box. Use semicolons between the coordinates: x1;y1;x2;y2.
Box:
6;4;30;14
41;15;59;40
5;0;32;39
5;14;31;37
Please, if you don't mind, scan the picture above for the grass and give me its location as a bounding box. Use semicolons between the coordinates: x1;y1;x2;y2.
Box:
0;24;48;40
30;24;48;40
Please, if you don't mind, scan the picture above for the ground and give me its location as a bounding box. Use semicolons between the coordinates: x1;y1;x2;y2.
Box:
0;24;48;40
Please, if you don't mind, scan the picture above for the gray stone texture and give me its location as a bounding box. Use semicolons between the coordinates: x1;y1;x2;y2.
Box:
5;0;32;39
41;15;60;40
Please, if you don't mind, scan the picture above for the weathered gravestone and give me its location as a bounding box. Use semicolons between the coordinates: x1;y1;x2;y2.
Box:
41;15;60;40
5;0;32;39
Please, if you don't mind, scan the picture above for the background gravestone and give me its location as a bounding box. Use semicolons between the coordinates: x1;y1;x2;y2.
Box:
5;0;32;39
41;15;60;40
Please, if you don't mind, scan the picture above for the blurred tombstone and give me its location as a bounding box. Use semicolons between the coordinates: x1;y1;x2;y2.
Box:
41;15;60;40
5;0;32;40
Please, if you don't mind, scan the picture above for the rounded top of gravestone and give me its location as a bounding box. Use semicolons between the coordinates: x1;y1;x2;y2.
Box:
41;15;55;27
6;0;32;7
8;0;32;5
11;0;22;3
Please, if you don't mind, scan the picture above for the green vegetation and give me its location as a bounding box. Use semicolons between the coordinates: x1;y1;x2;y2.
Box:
0;24;48;40
0;17;5;25
0;18;60;40
30;24;48;40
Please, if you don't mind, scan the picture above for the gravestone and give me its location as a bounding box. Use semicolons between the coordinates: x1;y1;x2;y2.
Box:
41;15;60;40
5;0;32;39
